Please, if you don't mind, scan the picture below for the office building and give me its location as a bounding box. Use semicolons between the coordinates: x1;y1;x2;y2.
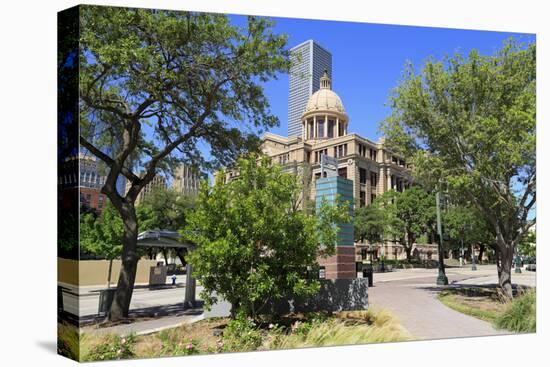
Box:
288;40;332;138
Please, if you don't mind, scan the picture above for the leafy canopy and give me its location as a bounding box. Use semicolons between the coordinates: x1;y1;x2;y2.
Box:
380;39;535;250
79;6;290;204
80;202;124;259
374;187;435;257
137;188;196;231
184;155;351;318
442;205;493;249
354;204;385;244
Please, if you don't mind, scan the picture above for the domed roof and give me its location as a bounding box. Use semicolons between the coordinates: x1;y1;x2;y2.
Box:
303;70;346;115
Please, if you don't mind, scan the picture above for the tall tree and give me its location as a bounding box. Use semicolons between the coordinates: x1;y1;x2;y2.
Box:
354;204;385;245
381;40;535;298
184;155;351;319
79;6;289;320
443;205;494;262
376;187;436;260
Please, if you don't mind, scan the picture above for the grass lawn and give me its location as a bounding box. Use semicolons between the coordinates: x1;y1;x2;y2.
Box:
58;309;410;361
437;287;536;333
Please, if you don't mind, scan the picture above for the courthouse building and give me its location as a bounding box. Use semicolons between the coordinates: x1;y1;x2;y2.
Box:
262;70;412;208
259;70;437;262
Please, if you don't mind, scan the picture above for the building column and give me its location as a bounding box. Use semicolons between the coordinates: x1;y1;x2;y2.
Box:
324;114;328;138
313;115;317;138
336;118;340;138
378;166;385;195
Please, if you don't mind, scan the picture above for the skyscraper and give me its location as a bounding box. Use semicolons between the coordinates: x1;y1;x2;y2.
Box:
287;40;332;138
173;164;200;196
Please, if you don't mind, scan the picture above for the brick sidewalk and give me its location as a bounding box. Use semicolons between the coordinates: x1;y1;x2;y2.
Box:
368;273;512;340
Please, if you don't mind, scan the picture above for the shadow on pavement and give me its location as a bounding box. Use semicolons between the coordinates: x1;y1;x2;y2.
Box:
59;300;205;327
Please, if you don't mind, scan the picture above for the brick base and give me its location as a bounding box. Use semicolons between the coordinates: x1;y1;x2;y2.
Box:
318;247;356;279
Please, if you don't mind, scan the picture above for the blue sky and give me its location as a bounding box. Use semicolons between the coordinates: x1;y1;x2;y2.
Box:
230;15;535;141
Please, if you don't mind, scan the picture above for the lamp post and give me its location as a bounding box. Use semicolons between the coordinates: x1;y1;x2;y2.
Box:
436;191;449;285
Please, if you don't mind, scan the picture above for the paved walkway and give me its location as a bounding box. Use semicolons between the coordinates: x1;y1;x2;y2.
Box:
368;266;528;340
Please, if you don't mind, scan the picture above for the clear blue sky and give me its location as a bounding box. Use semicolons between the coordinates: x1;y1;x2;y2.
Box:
231;15;535;141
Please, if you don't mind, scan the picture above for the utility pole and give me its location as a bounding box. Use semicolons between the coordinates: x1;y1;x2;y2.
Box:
436;191;449;285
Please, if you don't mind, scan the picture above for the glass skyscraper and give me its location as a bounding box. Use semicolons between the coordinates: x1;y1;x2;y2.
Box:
287;40;332;137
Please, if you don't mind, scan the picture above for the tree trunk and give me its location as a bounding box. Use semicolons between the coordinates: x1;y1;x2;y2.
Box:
107;258;113;289
405;246;412;261
109;205;139;321
478;244;485;263
405;232;415;261
162;248;169;265
497;244;514;300
176;249;187;267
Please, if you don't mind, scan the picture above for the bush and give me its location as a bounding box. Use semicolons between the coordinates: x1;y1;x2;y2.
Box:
222;312;263;352
84;334;136;361
57;323;82;360
268;309;410;349
495;290;536;333
157;329;201;356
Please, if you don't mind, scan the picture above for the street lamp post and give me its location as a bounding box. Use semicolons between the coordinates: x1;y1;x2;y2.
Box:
436;191;449;285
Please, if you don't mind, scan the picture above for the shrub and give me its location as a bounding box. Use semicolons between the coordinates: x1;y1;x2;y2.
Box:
157;329;201;356
84;334;136;361
268;309;410;349
222;312;263;352
57;323;82;361
495;290;536;333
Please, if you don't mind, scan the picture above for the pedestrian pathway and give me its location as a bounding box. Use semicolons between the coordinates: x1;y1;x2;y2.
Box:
368;271;512;340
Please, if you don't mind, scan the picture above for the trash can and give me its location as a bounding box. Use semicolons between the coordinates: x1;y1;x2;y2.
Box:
363;264;373;287
98;288;117;317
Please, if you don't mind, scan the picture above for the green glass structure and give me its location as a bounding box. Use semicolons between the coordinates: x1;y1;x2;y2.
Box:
315;176;354;246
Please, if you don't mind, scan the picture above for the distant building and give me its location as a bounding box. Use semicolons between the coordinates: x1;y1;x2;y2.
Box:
172;164;200;196
126;173;167;204
288;40;332;138
59;152;108;212
223;70;428;262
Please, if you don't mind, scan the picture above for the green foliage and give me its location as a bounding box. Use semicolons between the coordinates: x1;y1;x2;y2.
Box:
80;202;123;259
518;231;536;257
157;330;201;356
495;290;536;333
80;6;290;175
222;312;263;352
269;310;410;349
438;290;501;323
185;155;351;318
354;204;385;244
374;187;435;258
442;205;494;250
381;38;535;261
137;187;196;231
84;334;136;361
57;323;82;361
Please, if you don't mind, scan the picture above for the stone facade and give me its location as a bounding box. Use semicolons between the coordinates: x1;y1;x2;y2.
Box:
259;71;412;209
